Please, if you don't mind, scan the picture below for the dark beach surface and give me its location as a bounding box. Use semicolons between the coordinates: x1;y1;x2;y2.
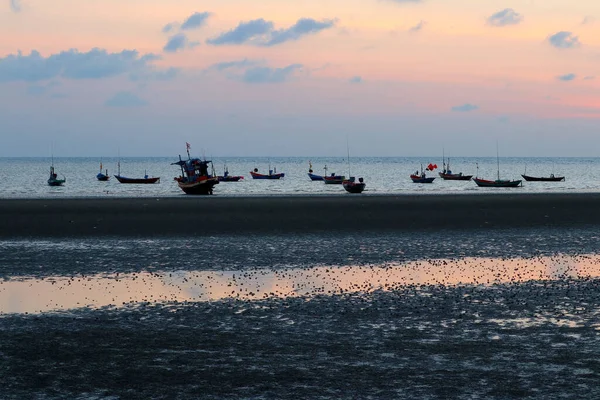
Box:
1;192;600;238
2;194;600;399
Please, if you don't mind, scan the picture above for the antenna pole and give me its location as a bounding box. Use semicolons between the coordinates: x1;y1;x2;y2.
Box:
496;141;500;181
346;136;351;177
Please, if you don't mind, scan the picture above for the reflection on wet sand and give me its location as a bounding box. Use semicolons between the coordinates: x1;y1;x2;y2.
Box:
1;254;599;314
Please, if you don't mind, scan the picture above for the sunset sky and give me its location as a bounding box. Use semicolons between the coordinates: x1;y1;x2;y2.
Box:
1;0;600;157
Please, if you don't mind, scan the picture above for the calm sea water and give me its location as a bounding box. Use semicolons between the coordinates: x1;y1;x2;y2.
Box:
0;156;596;198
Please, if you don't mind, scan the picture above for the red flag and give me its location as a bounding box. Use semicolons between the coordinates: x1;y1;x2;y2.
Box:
427;163;434;171
433;164;438;169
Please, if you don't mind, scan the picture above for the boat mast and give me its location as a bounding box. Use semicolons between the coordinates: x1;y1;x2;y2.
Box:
346;136;351;177
496;141;500;181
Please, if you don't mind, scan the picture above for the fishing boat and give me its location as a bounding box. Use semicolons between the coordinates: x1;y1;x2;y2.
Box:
172;143;219;195
521;165;564;181
250;166;285;179
410;164;436;183
473;144;522;188
438;151;472;181
217;165;243;182
322;165;345;184
308;161;324;181
342;140;366;193
521;174;565;182
96;161;109;181
48;165;65;186
114;158;160;184
343;176;366;193
47;153;65;186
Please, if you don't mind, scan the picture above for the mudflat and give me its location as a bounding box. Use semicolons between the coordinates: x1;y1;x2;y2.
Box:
0;193;597;238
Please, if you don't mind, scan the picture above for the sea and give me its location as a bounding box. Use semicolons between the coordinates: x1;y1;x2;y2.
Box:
0;156;597;197
2;156;600;399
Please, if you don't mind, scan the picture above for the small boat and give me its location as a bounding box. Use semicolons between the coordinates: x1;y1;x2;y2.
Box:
521;165;564;182
114;159;159;184
96;161;109;181
172;144;219;195
343;177;366;193
308;161;324;181
473;144;522;188
218;165;243;182
324;174;346;184
250;167;285;179
48;165;65;186
438;153;472;181
410;164;436;183
472;177;522;187
322;165;345;184
342;140;365;193
521;174;565;182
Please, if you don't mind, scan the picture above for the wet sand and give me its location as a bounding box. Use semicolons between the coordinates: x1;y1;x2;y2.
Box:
0;193;598;238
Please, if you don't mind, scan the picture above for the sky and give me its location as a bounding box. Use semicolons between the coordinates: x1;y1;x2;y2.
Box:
1;0;600;157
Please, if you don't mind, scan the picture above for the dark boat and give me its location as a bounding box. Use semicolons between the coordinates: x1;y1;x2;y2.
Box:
250;167;285;179
115;175;160;184
217;165;243;182
114;158;160;184
410;164;436;183
308;161;324;181
521;174;565;182
172;146;219;195
342;142;365;193
48;165;65;186
96;162;109;181
343;177;366;193
472;177;522;187
438;155;472;180
473;144;521;188
324;174;346;184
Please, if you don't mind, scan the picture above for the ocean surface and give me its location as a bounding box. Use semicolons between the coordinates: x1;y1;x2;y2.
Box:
0;156;596;198
2;229;600;398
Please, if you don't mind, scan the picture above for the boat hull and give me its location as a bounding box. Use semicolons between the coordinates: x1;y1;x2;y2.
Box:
250;172;285;180
410;175;435;183
439;173;473;181
218;176;243;182
115;175;160;184
323;175;345;184
177;178;219;195
96;173;109;181
343;180;366;193
308;173;324;181
48;179;65;186
521;175;565;182
473;178;522;187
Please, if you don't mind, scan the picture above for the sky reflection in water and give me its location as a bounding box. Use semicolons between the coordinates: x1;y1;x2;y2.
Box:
2;254;599;315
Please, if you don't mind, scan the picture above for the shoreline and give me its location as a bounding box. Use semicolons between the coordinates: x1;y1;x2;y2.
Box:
1;193;599;238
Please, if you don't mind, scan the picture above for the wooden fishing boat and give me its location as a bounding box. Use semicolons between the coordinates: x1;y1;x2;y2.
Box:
473;143;521;188
438;154;472;180
96;161;109;181
114;157;159;184
250;167;285;179
322;164;345;184
217;165;243;182
342;141;365;193
473;177;522;187
172;144;219;195
410;164;436;183
521;174;565;182
48;165;65;186
308;161;324;181
343;177;366;193
115;175;160;184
